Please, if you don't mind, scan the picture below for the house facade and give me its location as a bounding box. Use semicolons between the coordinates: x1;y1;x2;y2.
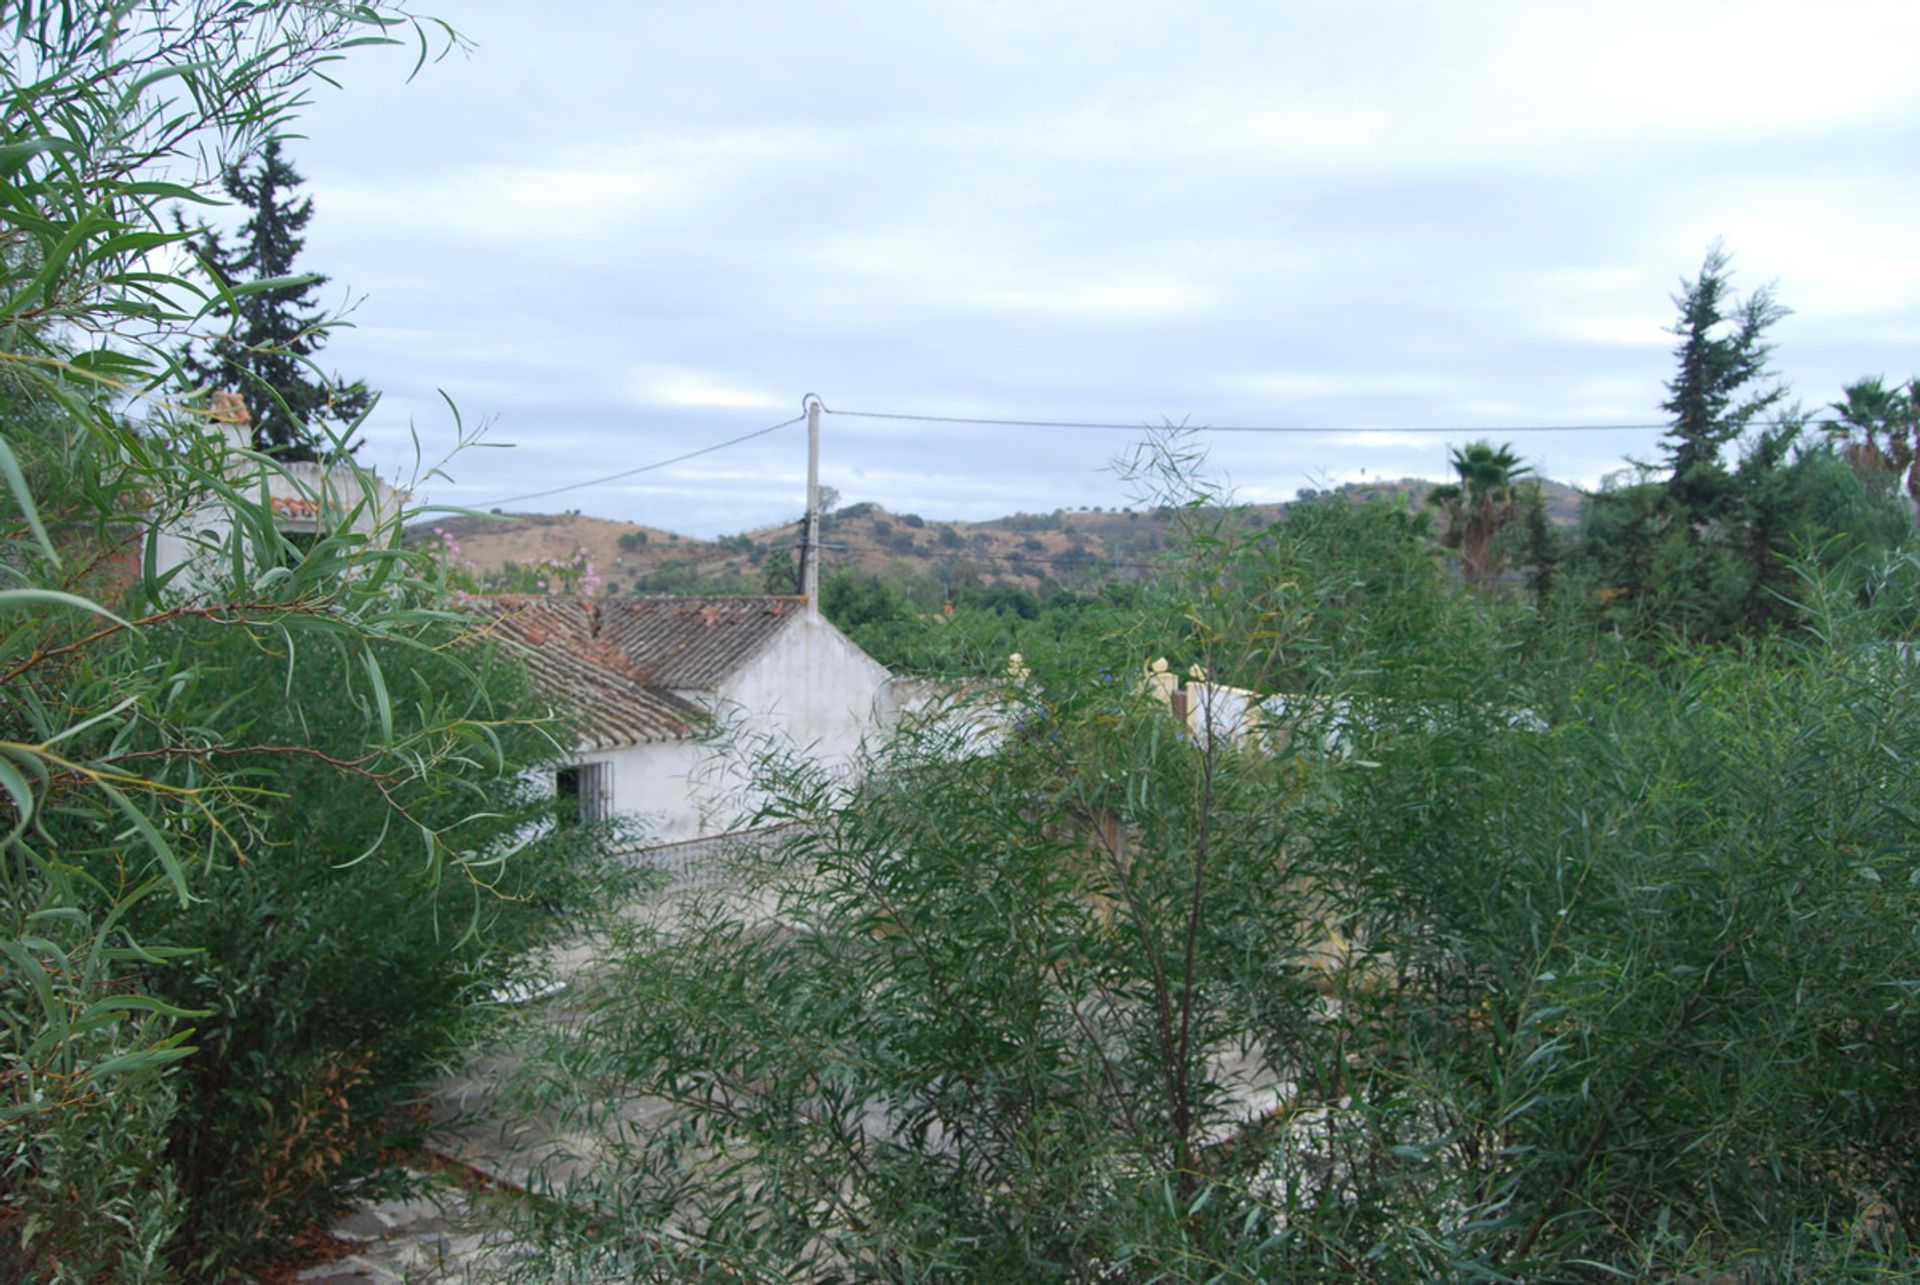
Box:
476;595;898;845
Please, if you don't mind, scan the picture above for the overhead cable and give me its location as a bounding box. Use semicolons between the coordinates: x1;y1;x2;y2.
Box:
480;413;806;508
822;405;1788;435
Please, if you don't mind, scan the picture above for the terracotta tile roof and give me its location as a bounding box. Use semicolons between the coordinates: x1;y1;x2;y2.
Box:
467;596;701;749
599;596;804;690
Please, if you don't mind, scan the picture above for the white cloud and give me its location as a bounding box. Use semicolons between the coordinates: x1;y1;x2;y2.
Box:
615;363;784;411
967;273;1212;321
1218;372;1469;402
1549;317;1672;347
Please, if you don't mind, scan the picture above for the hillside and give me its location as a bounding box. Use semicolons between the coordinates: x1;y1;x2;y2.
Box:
417;478;1587;599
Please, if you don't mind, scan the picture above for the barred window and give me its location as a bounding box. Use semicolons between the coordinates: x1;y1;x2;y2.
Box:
555;761;613;823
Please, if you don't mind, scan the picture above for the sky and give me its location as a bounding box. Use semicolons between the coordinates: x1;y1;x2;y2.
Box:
257;0;1920;537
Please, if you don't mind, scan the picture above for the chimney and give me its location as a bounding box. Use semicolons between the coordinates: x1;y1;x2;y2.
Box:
208;391;252;457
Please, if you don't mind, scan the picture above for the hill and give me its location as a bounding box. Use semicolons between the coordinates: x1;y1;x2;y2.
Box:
416;478;1586;599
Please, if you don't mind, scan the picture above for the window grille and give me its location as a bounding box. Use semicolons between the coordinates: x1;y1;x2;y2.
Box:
556;761;613;823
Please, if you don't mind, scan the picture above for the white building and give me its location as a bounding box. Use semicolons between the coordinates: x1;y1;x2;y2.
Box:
475;595;897;844
150;395;410;585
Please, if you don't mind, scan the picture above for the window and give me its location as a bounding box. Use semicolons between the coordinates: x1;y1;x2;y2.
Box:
555;761;613;823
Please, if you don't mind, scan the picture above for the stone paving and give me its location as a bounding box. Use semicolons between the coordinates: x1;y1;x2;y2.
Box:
291;828;1296;1281
293;845;768;1282
293;1184;522;1284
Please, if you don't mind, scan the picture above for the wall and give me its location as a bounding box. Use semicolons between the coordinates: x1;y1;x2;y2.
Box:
715;611;895;769
582;739;708;845
658;612;896;840
151;432;409;591
568;613;898;846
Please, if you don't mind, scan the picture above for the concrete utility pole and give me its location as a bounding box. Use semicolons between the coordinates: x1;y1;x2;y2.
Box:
802;394;822;615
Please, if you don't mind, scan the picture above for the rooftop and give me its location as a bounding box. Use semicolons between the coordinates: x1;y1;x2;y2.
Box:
600;596;805;690
469;597;702;748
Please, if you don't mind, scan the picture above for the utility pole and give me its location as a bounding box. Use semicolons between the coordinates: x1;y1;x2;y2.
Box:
801;394;821;615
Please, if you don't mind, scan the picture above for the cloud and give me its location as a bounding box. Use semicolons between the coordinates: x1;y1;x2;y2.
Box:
1217;372;1470;403
966;274;1212;321
618;365;785;411
279;0;1920;539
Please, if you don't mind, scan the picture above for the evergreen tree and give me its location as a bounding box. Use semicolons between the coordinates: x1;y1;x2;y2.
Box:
180;138;372;461
1660;242;1789;522
761;544;798;594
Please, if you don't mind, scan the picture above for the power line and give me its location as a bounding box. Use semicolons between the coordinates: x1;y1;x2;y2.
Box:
821;405;1675;434
480;413;806;508
476;397;1857;511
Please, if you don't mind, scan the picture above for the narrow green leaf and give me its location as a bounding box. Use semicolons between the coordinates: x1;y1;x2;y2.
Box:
224;271;323;298
363;647;394;746
0;434;59;566
0;753;34;842
95;779;191;906
0;587;122;622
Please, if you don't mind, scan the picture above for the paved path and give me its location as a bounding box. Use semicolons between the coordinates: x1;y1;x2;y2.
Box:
293;1183;523;1283
296;844;774;1282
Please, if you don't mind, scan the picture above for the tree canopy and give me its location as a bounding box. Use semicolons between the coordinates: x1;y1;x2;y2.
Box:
1660;241;1789;522
178;137;373;460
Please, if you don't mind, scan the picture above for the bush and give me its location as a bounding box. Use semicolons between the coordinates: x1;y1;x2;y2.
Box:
514;450;1920;1278
130;630;630;1272
0;4;625;1277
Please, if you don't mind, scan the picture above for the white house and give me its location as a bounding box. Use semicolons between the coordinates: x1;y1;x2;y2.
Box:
474;595;898;844
150;394;410;586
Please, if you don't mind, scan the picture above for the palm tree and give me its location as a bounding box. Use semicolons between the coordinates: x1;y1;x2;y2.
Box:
1427;440;1534;581
1828;377;1920;518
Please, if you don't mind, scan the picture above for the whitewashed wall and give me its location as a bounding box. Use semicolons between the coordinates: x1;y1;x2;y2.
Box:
588;739;711;844
718;612;896;771
586;613;898;844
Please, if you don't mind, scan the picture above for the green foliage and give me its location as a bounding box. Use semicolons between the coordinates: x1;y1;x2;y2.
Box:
0;4;622;1278
1426;439;1534;581
1575;431;1911;640
515;437;1920;1279
617;529;649;551
1573;248;1913;641
759;544;796;594
133;633;631;1271
1828;375;1920;510
1002;510;1062;533
484;546;602;595
177;139;373;462
1661;241;1789;522
630;557;755;595
820;566;1146;681
1306;593;1920;1275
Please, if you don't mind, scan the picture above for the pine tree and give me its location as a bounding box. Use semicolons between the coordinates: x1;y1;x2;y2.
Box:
1660;242;1789;523
179;138;372;461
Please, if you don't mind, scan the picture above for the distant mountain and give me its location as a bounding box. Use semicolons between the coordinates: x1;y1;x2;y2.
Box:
414;477;1587;598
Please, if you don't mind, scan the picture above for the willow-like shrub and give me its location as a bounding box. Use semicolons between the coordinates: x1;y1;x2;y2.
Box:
517;495;1918;1281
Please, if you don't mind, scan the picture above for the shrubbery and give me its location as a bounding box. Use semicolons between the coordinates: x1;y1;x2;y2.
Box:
126;628;630;1273
515;451;1919;1279
0;5;625;1278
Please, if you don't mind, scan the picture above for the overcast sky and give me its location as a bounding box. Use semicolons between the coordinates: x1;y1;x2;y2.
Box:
262;1;1920;537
